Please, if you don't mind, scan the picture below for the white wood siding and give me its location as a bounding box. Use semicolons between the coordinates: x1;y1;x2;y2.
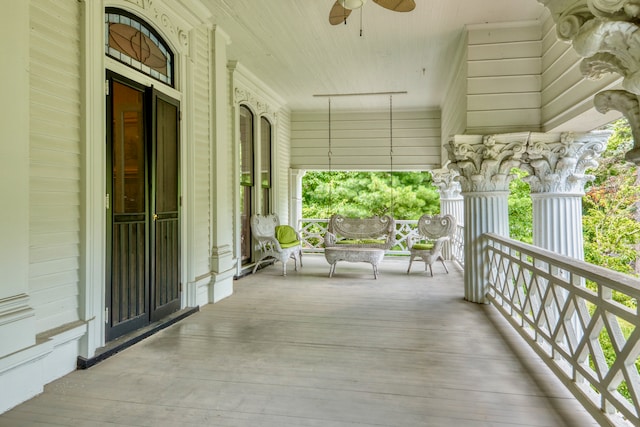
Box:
291;110;441;171
276;109;291;225
540;13;622;131
193;26;211;276
466;22;542;134
29;0;82;332
441;31;468;155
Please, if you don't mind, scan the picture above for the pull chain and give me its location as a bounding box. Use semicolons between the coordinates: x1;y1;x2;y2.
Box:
328;98;333;212
389;95;394;217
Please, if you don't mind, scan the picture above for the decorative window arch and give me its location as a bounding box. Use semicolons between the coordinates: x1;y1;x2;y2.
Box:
105;8;174;86
260;116;273;215
239;104;255;265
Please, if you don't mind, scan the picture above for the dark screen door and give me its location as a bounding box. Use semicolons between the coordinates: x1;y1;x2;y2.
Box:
150;93;180;321
106;73;180;341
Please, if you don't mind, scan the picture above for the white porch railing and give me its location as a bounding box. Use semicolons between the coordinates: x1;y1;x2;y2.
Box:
298;219;420;255
299;218;640;424
484;233;640;427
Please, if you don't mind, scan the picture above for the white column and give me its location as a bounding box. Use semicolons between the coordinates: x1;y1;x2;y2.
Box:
440;197;464;225
525;131;609;259
290;169;305;229
209;26;235;302
447;133;528;303
525;132;608;377
0;1;35;357
464;192;510;303
430;166;463;259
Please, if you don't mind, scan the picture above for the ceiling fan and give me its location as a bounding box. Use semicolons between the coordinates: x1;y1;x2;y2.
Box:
329;0;416;26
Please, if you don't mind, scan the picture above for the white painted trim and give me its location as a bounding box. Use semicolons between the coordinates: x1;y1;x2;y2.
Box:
79;0;107;359
0;294;35;357
466;19;545;32
0;322;86;414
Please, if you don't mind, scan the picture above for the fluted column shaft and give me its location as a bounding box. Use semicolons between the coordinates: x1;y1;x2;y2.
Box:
531;193;584;260
441;197;464;226
463;192;510;303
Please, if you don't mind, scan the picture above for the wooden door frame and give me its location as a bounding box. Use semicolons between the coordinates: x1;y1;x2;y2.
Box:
105;71;181;341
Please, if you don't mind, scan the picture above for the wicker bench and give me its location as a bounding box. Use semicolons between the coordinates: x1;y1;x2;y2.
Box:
323;215;395;277
324;214;396;250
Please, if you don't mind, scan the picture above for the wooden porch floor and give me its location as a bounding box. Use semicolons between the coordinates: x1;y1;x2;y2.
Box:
1;255;597;426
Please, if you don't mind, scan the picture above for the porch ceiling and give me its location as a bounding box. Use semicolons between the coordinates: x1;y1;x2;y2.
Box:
199;0;546;111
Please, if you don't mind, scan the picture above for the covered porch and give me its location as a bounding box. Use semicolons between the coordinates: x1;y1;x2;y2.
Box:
0;255;595;426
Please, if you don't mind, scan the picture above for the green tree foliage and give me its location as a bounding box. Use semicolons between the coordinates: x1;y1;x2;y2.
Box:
583;119;640;276
581;120;640;405
302;171;440;220
508;169;533;244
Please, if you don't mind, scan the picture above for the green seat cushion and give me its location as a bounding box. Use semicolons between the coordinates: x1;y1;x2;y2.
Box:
413;242;435;250
275;225;298;245
337;239;385;245
279;240;301;249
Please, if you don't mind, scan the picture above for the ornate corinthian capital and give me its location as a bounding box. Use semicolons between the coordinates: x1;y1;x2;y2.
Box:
430;163;462;199
595;90;640;162
524;131;609;193
540;0;640;165
446;133;528;192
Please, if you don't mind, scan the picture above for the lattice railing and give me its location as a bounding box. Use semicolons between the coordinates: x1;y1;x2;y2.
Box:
298;218;419;255
484;233;640;427
298;219;329;253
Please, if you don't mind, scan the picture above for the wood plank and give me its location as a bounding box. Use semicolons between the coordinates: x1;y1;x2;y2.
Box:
468;58;541;78
0;256;599;427
468;40;541;61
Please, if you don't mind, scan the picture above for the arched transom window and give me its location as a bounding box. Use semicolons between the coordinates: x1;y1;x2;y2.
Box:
105;8;174;86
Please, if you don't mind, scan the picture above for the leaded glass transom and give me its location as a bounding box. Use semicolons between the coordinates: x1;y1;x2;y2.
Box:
105;9;174;86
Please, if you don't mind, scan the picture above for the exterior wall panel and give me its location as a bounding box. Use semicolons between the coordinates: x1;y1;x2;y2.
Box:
193;26;212;275
466;22;542;134
291;110;441;171
441;32;468;156
540;13;622;131
276;109;292;224
29;0;82;333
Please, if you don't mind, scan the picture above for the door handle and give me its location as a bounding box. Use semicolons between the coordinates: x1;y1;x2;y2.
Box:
153;214;159;222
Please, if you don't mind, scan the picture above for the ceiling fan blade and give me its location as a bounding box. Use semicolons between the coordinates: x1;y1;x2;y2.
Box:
329;1;352;25
372;0;416;12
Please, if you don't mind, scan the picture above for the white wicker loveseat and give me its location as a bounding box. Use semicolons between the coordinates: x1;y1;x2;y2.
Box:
324;214;396;250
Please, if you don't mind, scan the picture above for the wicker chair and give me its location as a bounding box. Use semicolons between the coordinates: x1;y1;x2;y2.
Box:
250;214;302;276
407;214;456;276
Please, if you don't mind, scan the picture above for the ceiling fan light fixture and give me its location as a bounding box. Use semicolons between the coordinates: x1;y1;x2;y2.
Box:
339;0;367;10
